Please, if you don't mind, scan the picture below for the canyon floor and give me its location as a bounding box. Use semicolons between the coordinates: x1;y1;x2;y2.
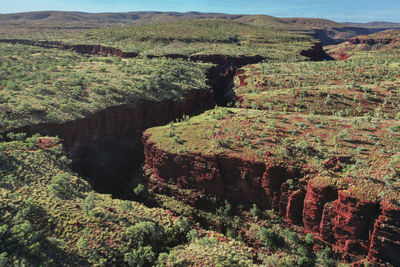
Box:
0;15;399;267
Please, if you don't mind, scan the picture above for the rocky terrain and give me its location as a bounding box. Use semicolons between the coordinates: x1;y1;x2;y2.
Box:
143;108;400;265
327;29;400;60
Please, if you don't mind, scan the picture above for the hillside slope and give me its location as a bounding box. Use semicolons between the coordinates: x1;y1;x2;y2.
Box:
0;11;398;45
327;29;400;59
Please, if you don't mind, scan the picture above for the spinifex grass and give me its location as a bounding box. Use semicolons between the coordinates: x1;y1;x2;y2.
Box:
0;43;210;130
0;19;315;59
145;107;400;204
234;51;400;118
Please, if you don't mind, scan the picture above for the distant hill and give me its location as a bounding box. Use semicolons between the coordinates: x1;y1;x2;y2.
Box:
326;29;400;59
1;11;399;45
0;11;243;28
280;17;347;29
344;21;400;28
233;15;304;31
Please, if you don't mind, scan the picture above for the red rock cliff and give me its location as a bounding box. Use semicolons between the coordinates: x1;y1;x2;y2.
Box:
142;139;400;264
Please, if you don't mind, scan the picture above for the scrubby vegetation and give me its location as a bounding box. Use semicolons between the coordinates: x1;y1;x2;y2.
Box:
1;16;399;266
234;51;400;118
0;43;210;130
71;20;313;57
146;107;400;204
0;135;348;266
0;19;315;58
0;136;229;265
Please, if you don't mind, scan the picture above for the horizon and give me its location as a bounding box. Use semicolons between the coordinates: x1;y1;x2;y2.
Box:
1;0;400;23
0;10;399;24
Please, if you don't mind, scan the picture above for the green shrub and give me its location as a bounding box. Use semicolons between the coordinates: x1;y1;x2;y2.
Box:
284;229;299;244
173;217;191;240
127;221;163;248
83;192;95;212
186;229;198;241
133;184;146;196
124;246;156;267
297;256;313;267
155;252;168;267
316;247;336;267
48;172;76;199
305;233;314;246
76;236;89;252
11;220;38;246
0;225;9;239
251;204;261;219
12;198;42;223
0;252;8;267
120;200;132;211
258;227;284;249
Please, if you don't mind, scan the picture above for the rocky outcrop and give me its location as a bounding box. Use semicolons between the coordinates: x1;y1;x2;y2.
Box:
143;138;305;211
327;33;400;60
303;180;338;232
143;145;272;209
0;39;139;57
330;191;379;255
348;37;397;45
0;39;265;65
286;189;305;225
142;139;400;264
368;201;400;266
311;27;376;45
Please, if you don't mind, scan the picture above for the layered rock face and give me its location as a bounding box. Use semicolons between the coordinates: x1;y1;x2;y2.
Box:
348;37;398;45
143;144;272;209
302;180;338;232
327;32;400;60
0;39;138;57
368;201;400;266
0;39;263;63
0;38;325;63
143;139;400;264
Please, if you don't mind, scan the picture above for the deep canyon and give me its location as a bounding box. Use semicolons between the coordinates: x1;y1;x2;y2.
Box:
2;39;398;265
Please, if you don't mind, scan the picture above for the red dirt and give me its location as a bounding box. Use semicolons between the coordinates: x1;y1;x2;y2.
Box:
339;53;350;60
37;137;60;149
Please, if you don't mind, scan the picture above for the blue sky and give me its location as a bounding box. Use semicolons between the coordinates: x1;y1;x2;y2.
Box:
1;0;400;23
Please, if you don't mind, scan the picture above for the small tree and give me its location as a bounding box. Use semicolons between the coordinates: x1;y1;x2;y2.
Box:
258;227;284;249
124;246;156;267
0;252;8;267
251;204;261;219
173;217;191;241
127;221;162;248
48;172;76;199
316;247;335;267
305;233;314;246
133;184;146;197
77;236;89;253
83;192;95;212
